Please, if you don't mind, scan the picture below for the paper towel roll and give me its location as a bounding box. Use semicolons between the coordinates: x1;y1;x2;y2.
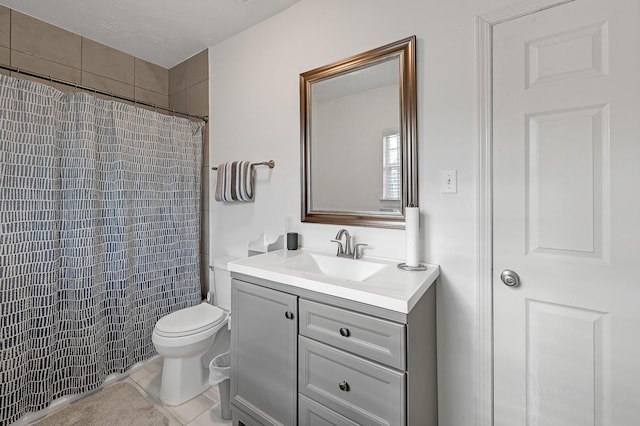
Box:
405;207;420;267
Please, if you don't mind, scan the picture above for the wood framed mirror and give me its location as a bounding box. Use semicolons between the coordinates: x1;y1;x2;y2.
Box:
300;36;417;229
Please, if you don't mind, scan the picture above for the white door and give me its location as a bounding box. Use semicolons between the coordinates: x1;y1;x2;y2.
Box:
493;0;640;425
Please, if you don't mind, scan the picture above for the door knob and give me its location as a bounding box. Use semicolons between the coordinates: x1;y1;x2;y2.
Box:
500;270;520;287
284;311;295;320
339;328;350;337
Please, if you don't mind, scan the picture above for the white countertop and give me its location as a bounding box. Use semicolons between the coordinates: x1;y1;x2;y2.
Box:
227;249;439;314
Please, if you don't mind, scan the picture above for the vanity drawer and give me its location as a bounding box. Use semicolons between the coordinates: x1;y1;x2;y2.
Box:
299;299;405;369
299;394;360;426
299;336;406;426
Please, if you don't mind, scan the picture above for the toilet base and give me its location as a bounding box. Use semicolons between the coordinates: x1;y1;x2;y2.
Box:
160;355;209;406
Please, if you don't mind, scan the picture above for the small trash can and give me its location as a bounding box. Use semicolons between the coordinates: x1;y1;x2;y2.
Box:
209;351;231;420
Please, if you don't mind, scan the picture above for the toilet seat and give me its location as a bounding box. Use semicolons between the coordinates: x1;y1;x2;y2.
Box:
154;303;226;338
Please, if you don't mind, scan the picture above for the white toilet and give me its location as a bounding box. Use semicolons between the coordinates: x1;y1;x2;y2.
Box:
152;257;236;406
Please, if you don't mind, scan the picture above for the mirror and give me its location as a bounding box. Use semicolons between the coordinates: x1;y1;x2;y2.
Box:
300;36;417;229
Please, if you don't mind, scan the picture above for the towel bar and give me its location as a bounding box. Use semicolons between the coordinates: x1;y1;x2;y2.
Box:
211;160;275;170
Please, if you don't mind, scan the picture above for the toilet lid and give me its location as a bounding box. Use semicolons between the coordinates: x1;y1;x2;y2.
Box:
155;303;226;337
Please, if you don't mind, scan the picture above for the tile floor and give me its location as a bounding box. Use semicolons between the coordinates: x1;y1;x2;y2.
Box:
126;356;232;426
31;356;232;426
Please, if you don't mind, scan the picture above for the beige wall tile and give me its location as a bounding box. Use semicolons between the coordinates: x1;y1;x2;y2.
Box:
200;253;210;297
169;88;186;112
50;81;76;93
0;46;9;67
82;71;134;99
201;124;209;166
11;50;81;84
11;11;81;69
0;6;9;48
78;90;133;104
82;38;134;85
186;80;208;116
200;211;209;255
169;61;186;94
135;58;168;94
185;49;208;88
9;72;72;93
201;166;210;207
134;86;169;109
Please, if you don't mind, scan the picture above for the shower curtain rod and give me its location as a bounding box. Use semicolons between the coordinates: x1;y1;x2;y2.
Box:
0;64;209;123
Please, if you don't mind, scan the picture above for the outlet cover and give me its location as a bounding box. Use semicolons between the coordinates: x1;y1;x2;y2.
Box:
284;216;294;233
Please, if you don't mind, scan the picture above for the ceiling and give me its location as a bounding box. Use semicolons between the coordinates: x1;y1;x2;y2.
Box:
0;0;300;68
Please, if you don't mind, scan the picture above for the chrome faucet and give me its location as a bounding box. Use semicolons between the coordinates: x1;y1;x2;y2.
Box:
331;229;351;257
331;229;368;259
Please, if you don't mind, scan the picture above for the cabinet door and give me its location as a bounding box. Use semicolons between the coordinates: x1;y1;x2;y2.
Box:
231;279;298;426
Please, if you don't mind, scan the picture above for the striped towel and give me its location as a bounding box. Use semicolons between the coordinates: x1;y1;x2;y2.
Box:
214;161;256;202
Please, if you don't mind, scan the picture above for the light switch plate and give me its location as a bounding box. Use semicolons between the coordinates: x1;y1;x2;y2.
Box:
441;170;457;193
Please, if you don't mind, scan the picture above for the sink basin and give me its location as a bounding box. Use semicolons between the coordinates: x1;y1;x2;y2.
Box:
281;252;387;282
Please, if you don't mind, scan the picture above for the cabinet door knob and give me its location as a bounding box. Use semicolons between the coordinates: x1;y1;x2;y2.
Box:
338;381;350;392
284;311;294;320
339;327;350;337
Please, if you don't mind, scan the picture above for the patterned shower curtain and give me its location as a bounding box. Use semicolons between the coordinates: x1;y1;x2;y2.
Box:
0;75;202;425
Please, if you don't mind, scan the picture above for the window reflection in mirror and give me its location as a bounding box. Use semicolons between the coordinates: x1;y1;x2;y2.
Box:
382;132;401;212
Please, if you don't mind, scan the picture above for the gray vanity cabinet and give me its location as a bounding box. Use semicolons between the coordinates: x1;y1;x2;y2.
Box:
231;279;298;426
231;273;437;426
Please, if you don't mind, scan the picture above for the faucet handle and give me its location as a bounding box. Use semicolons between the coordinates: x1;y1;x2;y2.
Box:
330;239;345;255
353;243;368;259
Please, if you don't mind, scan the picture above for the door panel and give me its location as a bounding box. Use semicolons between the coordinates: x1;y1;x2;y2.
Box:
525;22;608;89
525;104;608;261
525;300;608;425
493;0;640;425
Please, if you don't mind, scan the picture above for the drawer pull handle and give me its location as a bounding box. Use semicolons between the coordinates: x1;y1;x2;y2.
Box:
284;311;295;320
339;328;351;337
338;381;350;392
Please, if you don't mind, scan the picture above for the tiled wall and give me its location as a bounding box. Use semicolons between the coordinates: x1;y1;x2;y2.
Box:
0;7;168;106
169;51;210;298
1;6;211;298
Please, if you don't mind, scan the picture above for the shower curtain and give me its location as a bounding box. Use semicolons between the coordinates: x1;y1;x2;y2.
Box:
0;74;202;425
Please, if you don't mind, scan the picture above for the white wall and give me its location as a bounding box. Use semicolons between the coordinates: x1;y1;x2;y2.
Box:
208;0;520;424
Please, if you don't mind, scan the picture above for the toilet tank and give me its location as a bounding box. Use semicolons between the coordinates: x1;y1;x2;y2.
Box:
212;256;239;312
